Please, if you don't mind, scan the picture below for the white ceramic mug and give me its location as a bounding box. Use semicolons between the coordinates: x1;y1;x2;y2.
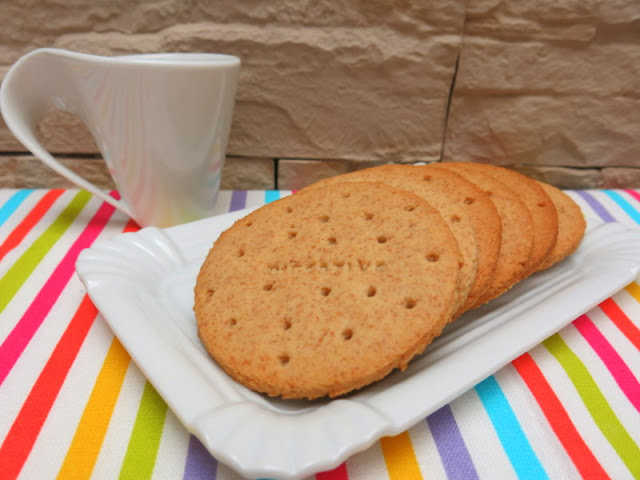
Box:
0;48;240;227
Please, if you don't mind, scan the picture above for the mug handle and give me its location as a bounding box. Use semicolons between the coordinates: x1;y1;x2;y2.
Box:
0;49;135;219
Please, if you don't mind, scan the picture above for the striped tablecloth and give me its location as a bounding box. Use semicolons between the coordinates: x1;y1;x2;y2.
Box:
1;188;639;480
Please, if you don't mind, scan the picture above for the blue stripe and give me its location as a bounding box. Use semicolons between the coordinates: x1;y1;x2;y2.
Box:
264;190;280;204
602;190;640;224
573;190;616;223
475;376;548;480
0;190;34;227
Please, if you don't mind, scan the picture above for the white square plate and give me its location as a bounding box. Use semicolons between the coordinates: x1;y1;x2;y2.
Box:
76;210;640;480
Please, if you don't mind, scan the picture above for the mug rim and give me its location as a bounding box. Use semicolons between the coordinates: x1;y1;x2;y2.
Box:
32;48;240;68
115;52;241;67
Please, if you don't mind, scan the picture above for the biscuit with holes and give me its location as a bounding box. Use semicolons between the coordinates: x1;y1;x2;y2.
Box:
449;163;558;276
535;181;585;271
439;162;535;305
194;182;463;399
414;164;502;311
301;163;501;316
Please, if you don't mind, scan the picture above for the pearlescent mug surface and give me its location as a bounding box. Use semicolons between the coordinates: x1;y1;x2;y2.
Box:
1;48;240;227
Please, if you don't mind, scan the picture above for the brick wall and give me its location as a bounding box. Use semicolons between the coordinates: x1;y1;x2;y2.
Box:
1;0;639;190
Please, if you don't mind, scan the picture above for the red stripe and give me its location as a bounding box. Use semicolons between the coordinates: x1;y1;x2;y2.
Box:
512;353;610;479
123;218;140;233
0;198;116;386
316;462;349;480
0;207;138;479
0;189;65;261
599;298;640;350
0;297;98;479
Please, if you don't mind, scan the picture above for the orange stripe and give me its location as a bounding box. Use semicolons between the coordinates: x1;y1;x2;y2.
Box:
624;282;640;310
380;431;423;480
0;296;98;479
0;189;65;261
0;206;138;479
599;297;640;350
56;216;139;478
512;353;610;479
57;338;131;479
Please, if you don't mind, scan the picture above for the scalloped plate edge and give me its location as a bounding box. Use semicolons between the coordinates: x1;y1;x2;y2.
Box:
76;215;640;480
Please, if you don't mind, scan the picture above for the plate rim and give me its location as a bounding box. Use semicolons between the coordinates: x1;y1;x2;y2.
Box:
76;212;640;480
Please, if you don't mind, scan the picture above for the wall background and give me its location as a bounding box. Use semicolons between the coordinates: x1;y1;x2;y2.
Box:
1;0;639;190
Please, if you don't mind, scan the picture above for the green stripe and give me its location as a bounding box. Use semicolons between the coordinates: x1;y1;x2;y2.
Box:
543;333;640;476
119;382;168;480
0;190;91;314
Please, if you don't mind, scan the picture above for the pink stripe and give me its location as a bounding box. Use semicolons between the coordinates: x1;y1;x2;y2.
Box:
0;199;116;386
624;189;640;204
573;314;640;413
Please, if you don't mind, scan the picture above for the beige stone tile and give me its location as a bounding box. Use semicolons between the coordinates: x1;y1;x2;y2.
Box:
455;39;640;97
277;159;440;190
221;157;275;190
0;156;19;186
2;154;280;190
0;155;114;189
443;95;640;168
278;159;351;190
511;165;601;189
0;1;467;164
277;159;354;190
601;167;640;189
464;0;639;42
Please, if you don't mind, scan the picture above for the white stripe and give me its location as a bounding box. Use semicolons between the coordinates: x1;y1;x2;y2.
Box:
588;191;639;227
0;192;103;336
449;388;517;480
0;189;82;276
560;323;640;441
213;190;233;215
18;309;114;478
0;278;88;440
151;410;190;479
0;190;43;234
409;418;448;479
90;360;146;479
599;191;640;228
528;342;632;477
494;365;580;479
564;191;605;228
246;189;269;208
0;198;121;442
0;188;21;205
590;305;640;384
345;440;390;480
614;287;640;322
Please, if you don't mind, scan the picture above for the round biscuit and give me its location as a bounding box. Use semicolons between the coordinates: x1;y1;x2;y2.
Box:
194;182;463;399
417;164;502;311
301;164;478;317
449;162;558;276
535;181;586;271
439;162;535;305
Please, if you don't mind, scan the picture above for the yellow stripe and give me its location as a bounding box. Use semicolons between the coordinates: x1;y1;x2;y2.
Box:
380;431;423;480
624;282;640;303
57;338;131;479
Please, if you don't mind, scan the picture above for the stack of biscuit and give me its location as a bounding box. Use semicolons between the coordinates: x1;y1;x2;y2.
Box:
194;162;586;400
